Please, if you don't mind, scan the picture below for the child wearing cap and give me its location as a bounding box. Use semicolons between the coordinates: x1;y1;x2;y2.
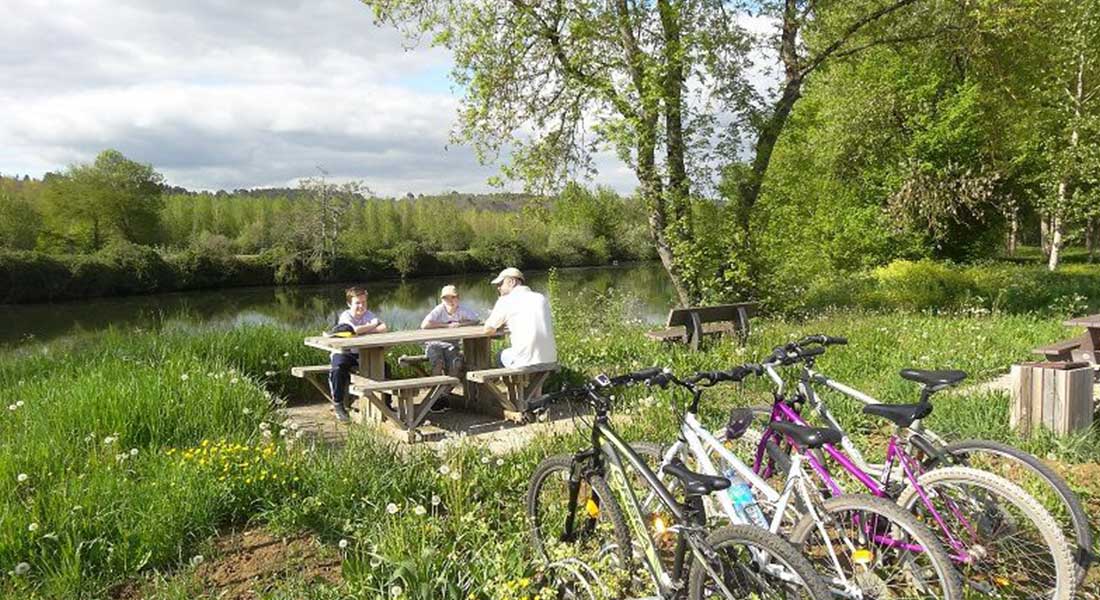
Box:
420;284;480;376
328;286;387;422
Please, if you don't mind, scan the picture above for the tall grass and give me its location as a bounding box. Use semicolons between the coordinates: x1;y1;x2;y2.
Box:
1;286;1097;598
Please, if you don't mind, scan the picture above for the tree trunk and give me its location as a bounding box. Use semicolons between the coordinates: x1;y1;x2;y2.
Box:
1006;207;1018;256
1048;209;1064;271
659;0;690;241
1040;215;1052;257
1049;49;1084;272
1086;218;1096;262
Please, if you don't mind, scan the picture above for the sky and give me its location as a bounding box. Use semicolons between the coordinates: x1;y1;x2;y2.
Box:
0;0;773;196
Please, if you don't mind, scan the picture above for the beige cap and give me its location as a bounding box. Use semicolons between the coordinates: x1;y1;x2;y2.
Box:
440;284;458;298
490;267;525;285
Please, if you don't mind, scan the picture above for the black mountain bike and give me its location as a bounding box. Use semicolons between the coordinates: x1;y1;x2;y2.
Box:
524;367;831;600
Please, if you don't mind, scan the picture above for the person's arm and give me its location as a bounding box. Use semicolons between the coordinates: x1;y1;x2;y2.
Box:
484;303;505;334
421;306;448;329
354;313;386;334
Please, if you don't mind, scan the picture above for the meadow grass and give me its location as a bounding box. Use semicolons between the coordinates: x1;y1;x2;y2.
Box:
1;287;1098;598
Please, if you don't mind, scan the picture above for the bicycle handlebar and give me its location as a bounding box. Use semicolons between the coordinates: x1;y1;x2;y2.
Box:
526;366;667;416
799;334;848;347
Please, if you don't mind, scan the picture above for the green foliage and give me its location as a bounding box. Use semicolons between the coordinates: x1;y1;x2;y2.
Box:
0;190;42;251
389;240;425;279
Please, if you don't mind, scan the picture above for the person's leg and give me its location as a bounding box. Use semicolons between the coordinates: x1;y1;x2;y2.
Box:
328;353;356;421
425;342;446;376
446;343;464;377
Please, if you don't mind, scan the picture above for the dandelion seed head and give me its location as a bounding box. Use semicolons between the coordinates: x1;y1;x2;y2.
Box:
16;473;28;483
480;456;490;464
190;554;204;567
180;373;189;381
338;538;349;549
261;430;272;439
15;400;24;408
130;448;139;456
14;562;30;576
414;505;426;516
431;494;441;506
390;584;403;597
386;502;399;514
496;458;505;467
28;523;38;532
438;464;451;476
449;471;460;481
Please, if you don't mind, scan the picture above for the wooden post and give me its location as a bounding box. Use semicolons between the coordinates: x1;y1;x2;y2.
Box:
1011;362;1093;436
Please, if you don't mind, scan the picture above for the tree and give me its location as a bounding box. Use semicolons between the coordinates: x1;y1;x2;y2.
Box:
41;149;165;251
364;0;936;304
296;174;373;270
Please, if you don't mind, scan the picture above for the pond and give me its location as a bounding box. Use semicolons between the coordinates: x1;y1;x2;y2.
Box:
0;263;676;347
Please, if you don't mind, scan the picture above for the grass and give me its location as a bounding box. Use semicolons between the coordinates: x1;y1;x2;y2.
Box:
1;276;1099;598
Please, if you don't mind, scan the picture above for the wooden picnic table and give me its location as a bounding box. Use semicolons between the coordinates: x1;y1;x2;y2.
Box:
1063;313;1100;363
303;326;502;431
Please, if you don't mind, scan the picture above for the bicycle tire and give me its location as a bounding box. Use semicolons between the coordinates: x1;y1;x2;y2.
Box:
935;438;1093;584
526;454;633;574
687;524;833;600
789;493;964;600
897;465;1075;599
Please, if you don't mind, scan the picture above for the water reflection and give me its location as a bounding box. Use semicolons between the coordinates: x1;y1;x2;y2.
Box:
0;264;676;347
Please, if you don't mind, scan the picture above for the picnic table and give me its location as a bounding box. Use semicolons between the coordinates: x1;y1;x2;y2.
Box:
297;326;558;440
1032;313;1100;365
645;302;757;351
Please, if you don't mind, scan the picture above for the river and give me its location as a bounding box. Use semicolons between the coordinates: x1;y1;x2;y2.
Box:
0;263;676;347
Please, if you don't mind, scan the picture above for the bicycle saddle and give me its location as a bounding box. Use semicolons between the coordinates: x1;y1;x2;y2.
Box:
863;402;933;428
770;421;842;450
899;368;967;388
663;459;731;496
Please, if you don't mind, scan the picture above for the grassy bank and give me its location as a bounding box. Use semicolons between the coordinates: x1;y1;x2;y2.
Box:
2;286;1099;598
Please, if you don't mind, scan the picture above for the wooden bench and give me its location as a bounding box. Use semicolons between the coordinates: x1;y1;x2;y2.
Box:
646;302;757;351
290;365;342;404
1032;333;1090;361
397;354;430;376
350;374;460;441
466;362;559;421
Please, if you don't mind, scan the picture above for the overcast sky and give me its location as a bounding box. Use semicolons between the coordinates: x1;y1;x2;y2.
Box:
1;0;644;195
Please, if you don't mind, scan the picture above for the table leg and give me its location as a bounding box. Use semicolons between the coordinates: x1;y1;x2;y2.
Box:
462;337;492;410
355;348;388;424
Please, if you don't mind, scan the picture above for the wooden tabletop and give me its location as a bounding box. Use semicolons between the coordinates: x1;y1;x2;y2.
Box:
1063;313;1100;328
305;325;502;352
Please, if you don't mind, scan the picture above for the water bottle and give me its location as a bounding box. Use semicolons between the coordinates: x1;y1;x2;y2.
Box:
725;470;768;529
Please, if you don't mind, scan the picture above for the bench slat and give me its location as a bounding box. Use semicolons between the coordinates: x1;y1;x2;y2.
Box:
351;374;459;392
466;362;559;383
291;365;332;378
397;354;429;365
1032;333;1090;355
646;322;734;341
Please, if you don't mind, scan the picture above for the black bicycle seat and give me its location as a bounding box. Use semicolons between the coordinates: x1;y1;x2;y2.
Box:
770;421;842;449
863;402;933;428
663;460;731;496
899;369;967;388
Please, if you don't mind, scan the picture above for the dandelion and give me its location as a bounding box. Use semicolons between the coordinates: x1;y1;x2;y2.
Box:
295;429;305;439
7;404;16;411
431;494;441;506
438;464;451;476
72;505;82;512
190;554;204;567
130;448;139;456
496;458;505;467
13;562;30;576
28;523;38;532
450;471;460;481
180;373;189;381
339;539;349;549
265;371;276;377
259;422;270;430
16;400;24;408
16;473;28;483
283;352;290;358
414;505;427;516
103;435;117;445
243;407;252;415
390;584;403;598
386;502;400;514
370;555;383;568
481;456;490;464
230;378;240;385
261;429;272;439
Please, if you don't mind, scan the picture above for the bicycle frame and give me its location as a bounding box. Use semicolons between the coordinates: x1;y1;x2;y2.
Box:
568;404;738;598
755;364;975;563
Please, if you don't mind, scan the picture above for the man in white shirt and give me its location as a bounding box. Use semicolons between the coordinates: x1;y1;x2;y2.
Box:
483;267;557;367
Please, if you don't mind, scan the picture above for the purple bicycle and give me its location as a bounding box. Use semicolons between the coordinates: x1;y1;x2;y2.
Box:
724;344;1076;599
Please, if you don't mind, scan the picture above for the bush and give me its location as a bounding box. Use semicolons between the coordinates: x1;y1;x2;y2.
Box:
470;237;527;270
388;240;425;279
0;251;69;302
868;259;978;311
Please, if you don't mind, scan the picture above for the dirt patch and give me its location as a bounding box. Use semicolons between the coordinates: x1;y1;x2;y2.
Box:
113;528;342;600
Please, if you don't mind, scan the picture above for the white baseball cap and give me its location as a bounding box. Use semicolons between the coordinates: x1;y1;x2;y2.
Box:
490;267;525;285
440;284;459;298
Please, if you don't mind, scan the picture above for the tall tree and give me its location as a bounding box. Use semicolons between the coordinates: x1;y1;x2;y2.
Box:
364;0;933;303
42;149;165;251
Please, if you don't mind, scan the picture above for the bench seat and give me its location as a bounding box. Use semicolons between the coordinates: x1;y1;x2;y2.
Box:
289;364;343;403
466;362;559;421
351;374;460;391
349;375;460;441
1032;333;1090;361
645;321;736;342
290;364;333;378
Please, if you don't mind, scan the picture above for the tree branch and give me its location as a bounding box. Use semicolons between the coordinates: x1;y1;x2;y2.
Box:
800;0;922;77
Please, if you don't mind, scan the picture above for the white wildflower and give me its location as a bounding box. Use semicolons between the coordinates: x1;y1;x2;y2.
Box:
16;400;24;408
282;352;290;357
190;554;204;567
390;584;403;598
261;429;272;439
16;473;28;483
103;435;117;445
130;448;139;456
180;373;189;381
265;371;276;377
496;458;505;467
13;562;30;576
449;471;460;481
386;502;400;515
72;505;82;512
259;421;270;430
431;494;441;506
230;378;239;385
413;505;426;516
338;538;349;549
243;407;252;415
438;464;451;476
7;404;15;411
480;456;490;464
27;523;38;532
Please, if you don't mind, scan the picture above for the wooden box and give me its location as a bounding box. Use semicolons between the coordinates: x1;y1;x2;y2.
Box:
1010;362;1093;436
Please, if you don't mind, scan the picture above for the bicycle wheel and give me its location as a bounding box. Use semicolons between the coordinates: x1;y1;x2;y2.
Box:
788;493;964;600
688;524;834;600
526;454;633;578
897;465;1075;599
935;439;1093;585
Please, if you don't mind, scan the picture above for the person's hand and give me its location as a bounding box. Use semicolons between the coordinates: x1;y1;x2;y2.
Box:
449;322;461;328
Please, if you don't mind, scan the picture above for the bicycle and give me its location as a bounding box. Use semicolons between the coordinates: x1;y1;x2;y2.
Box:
636;366;963;599
524;367;832;600
724;342;1077;599
771;334;1093;585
